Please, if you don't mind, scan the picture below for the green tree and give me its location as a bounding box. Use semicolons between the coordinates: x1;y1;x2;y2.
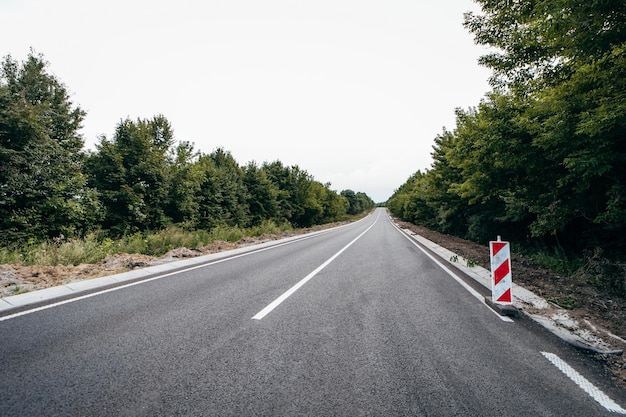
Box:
340;190;360;215
464;1;626;92
323;185;349;222
387;171;437;229
260;162;359;227
444;95;539;243
86;115;174;235
262;160;298;223
342;189;375;216
196;148;249;229
165;141;203;228
464;0;626;254
425;129;469;237
355;192;375;213
0;51;98;243
243;161;279;226
290;166;326;227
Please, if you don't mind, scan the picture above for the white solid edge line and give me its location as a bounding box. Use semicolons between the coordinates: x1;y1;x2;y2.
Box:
0;227;346;322
252;213;379;320
541;352;626;414
388;216;514;323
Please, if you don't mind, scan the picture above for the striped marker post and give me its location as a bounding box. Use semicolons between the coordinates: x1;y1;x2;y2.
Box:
490;236;513;305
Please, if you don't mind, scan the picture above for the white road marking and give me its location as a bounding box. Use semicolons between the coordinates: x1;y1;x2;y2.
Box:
252;214;379;320
389;217;514;322
541;352;626;414
0;230;339;322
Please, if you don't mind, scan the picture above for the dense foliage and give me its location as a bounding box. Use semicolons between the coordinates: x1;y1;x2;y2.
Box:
0;52;98;243
0;52;374;246
388;1;626;294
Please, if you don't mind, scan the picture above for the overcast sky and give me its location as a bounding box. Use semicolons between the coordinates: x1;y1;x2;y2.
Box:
1;0;491;202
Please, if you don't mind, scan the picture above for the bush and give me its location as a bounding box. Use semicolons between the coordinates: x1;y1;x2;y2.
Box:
575;248;626;297
527;246;581;277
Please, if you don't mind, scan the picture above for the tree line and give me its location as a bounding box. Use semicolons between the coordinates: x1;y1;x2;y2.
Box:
0;52;374;246
387;1;625;293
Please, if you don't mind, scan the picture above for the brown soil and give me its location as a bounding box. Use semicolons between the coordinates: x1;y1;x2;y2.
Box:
1;218;625;387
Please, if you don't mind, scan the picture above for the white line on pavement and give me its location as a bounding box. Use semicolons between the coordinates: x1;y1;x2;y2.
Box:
389;216;514;322
252;213;379;320
541;352;626;414
0;230;338;322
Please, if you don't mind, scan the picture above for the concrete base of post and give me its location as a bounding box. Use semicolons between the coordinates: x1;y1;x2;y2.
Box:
485;296;519;318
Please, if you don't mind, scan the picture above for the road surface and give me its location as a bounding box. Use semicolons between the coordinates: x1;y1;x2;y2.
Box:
1;208;624;416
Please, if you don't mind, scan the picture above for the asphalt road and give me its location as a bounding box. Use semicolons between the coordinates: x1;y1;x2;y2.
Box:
1;208;624;416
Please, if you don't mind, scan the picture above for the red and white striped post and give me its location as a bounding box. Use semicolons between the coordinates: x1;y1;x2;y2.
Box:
490;236;513;305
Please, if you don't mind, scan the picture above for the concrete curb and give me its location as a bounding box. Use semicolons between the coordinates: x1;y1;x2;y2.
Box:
398;227;624;355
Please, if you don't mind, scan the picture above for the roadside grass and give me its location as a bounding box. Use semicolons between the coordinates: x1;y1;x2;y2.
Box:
0;221;294;267
527;246;626;297
545;296;578;310
526;247;582;277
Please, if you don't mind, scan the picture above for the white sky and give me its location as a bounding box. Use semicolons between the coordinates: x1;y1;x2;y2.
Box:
1;0;491;202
